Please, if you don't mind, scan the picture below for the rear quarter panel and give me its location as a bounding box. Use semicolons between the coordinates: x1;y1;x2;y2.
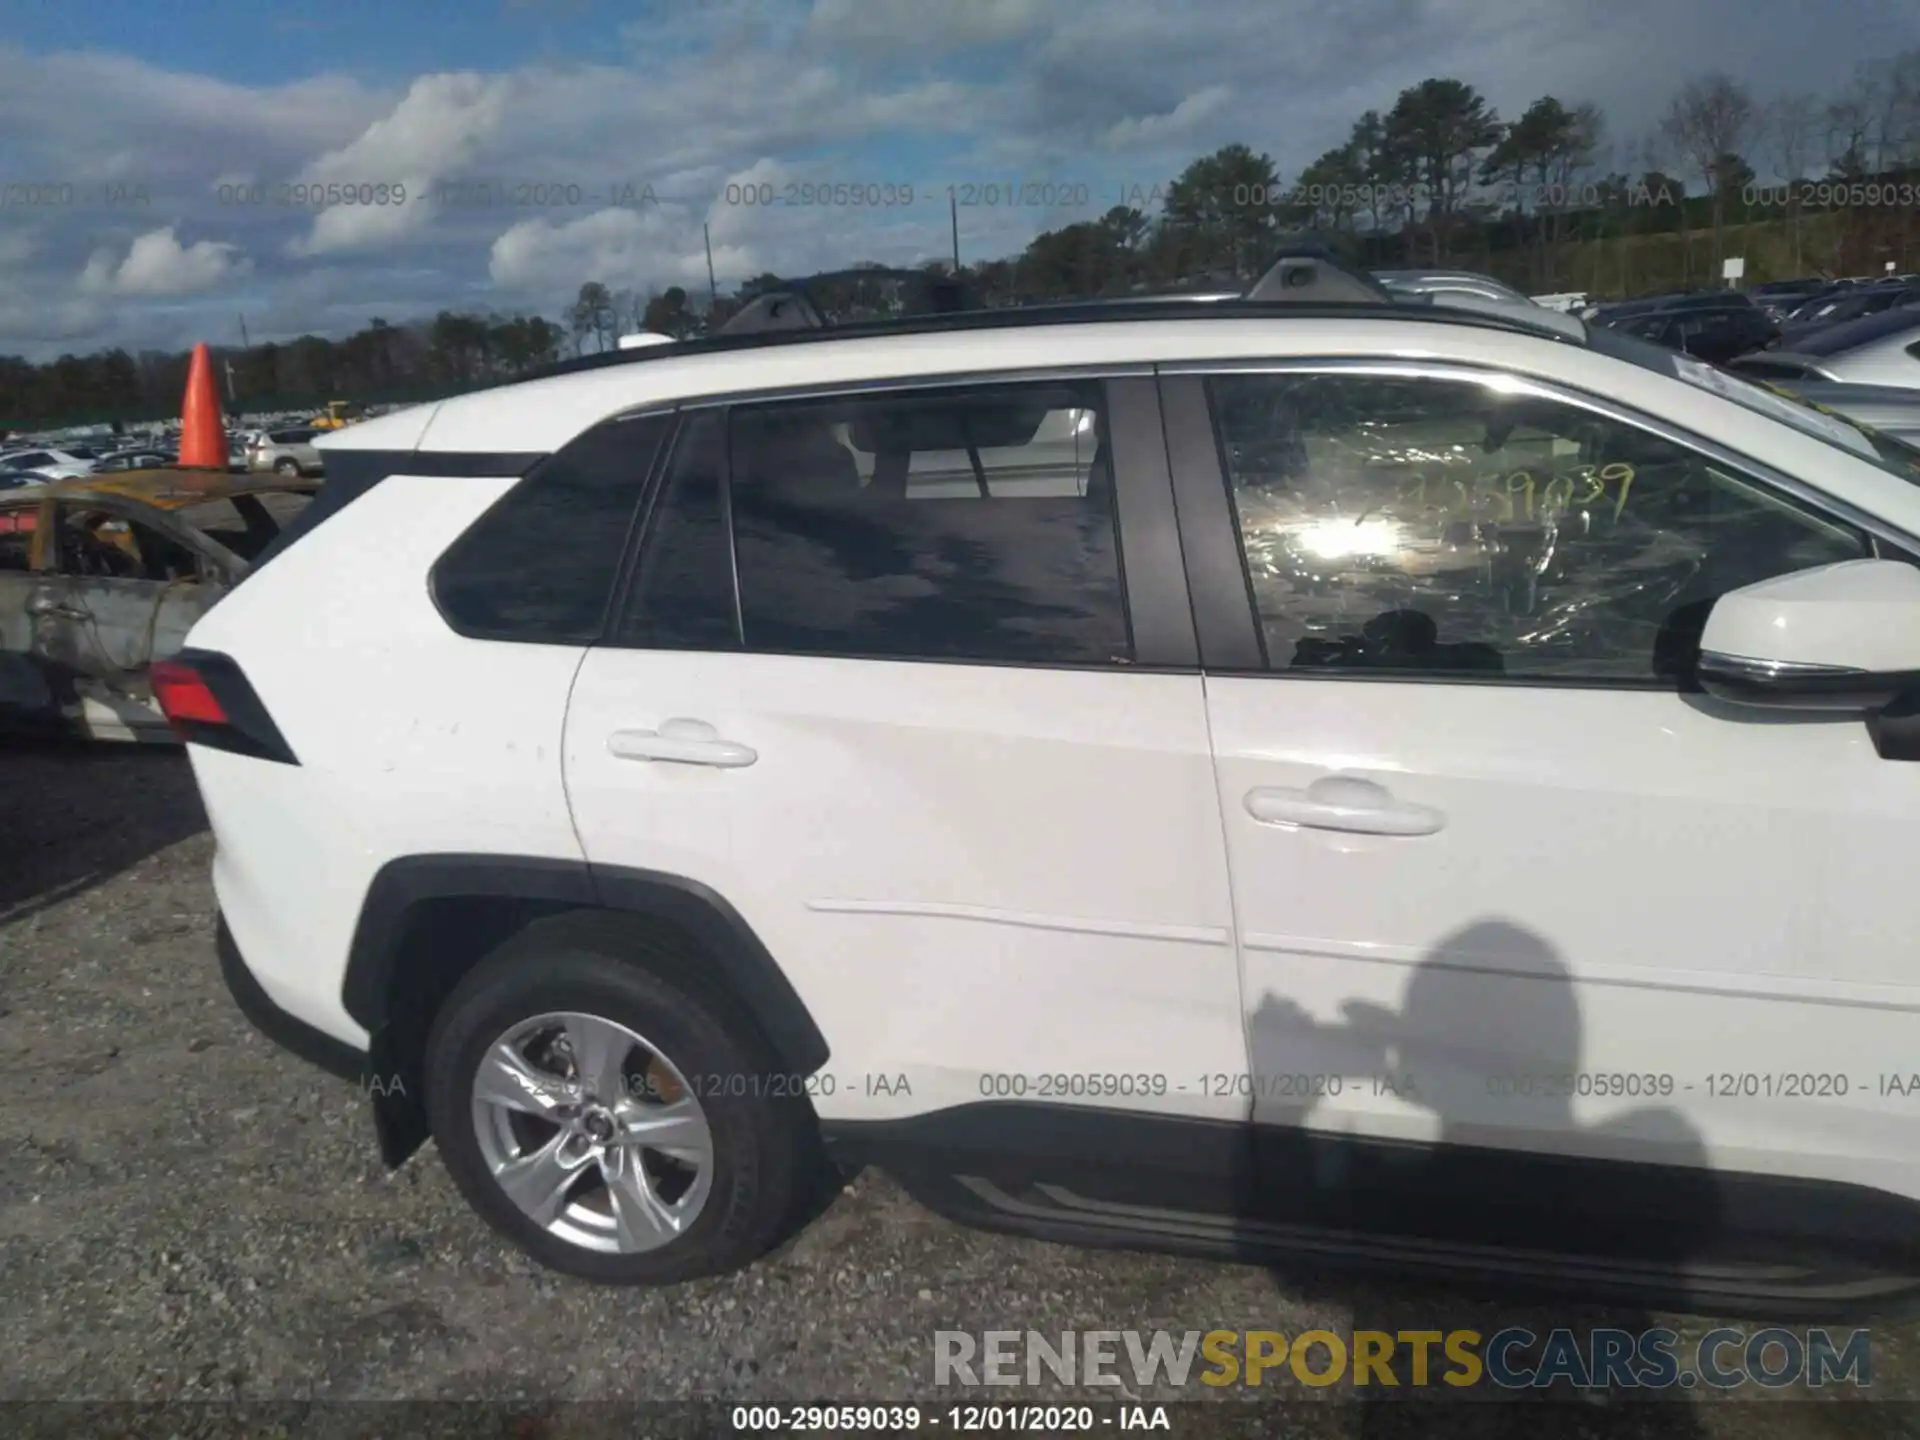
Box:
184;470;585;1045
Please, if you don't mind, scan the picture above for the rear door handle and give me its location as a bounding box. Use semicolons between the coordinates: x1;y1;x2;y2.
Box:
608;718;757;768
1245;776;1444;836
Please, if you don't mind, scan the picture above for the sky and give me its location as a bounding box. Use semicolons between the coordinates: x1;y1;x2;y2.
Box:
0;0;1916;359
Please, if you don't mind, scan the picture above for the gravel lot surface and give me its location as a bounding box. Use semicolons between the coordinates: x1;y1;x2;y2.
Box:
1;742;1916;1437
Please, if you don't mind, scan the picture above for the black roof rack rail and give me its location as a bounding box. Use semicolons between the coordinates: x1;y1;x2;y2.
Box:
481;261;1582;394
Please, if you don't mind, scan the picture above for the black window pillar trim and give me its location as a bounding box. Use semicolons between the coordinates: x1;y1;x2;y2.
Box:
1154;371;1267;671
599;407;688;645
718;405;746;645
1104;376;1200;669
339;854;831;1077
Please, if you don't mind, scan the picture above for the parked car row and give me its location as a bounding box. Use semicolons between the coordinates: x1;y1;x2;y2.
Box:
1596;294;1781;364
0;432;293;484
1727;307;1920;389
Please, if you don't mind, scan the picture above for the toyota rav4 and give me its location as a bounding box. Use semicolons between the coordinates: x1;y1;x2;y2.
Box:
166;256;1920;1310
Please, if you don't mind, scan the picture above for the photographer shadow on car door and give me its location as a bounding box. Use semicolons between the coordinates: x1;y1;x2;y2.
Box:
1245;919;1718;1434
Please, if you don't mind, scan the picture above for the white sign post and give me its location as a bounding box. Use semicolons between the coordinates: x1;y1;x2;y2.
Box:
1722;256;1746;287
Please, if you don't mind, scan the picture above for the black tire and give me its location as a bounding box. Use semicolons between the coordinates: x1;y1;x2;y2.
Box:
273;458;299;476
425;915;814;1284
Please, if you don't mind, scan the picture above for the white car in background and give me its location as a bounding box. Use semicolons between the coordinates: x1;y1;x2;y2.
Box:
0;446;95;480
1531;291;1591;313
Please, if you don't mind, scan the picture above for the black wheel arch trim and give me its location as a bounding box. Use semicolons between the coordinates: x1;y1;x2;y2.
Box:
341;854;831;1076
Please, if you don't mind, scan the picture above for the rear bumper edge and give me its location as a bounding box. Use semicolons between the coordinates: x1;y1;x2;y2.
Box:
218;911;368;1083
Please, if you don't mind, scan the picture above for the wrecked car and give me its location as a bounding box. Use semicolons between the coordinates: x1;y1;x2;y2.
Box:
0;471;316;742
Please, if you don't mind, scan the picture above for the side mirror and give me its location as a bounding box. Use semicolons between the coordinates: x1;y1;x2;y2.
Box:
1697;559;1920;712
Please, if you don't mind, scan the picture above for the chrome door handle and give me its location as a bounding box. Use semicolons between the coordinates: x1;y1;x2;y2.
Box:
608;718;757;768
26;600;88;620
1245;776;1444;836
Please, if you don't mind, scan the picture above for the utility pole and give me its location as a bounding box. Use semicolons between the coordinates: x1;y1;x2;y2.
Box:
704;224;718;310
237;314;251;350
950;189;960;272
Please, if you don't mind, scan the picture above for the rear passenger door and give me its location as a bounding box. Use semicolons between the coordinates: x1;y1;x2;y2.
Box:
563;376;1248;1135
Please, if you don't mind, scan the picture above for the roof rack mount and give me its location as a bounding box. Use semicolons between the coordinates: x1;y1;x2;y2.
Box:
718;267;979;336
1243;241;1395;305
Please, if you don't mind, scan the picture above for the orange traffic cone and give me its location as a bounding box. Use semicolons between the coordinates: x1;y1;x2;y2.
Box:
176;342;226;469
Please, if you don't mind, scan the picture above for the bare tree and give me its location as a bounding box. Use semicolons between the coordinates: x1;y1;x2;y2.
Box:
1854;48;1920;167
1825;90;1873;177
1662;72;1757;270
1766;93;1819;272
1636;132;1690;285
1836;53;1920;173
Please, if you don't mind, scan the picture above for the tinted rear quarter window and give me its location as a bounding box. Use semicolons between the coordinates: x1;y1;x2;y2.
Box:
433;413;670;642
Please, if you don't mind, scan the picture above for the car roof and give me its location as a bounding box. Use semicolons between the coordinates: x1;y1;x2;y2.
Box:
350;308;1609;456
1794;307;1920;356
501;296;1585;390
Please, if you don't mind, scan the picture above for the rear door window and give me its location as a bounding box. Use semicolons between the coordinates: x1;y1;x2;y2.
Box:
724;379;1129;664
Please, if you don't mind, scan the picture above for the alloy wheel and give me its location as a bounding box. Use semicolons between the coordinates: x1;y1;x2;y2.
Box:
469;1010;714;1254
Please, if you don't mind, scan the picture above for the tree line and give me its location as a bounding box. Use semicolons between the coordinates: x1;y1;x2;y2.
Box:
4;54;1918;431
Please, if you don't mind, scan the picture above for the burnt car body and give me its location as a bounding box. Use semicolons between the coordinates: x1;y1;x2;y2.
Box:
0;471;316;742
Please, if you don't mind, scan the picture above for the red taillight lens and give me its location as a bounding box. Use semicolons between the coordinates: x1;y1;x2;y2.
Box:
151;658;228;726
149;648;298;763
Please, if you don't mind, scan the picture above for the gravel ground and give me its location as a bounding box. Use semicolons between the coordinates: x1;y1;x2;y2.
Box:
1;742;1917;1438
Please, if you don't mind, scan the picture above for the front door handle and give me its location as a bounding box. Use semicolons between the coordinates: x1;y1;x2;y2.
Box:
608;718;757;768
1245;776;1444;836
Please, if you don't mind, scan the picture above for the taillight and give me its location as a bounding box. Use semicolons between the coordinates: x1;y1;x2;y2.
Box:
151;649;299;764
151;659;226;724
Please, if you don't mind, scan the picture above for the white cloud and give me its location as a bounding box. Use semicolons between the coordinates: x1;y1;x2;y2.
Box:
489;206;696;291
288;71;513;255
1;0;1918;356
807;0;1045;53
78;227;249;297
1100;85;1234;150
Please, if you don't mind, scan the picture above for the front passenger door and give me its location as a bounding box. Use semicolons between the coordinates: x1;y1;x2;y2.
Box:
1168;363;1920;1273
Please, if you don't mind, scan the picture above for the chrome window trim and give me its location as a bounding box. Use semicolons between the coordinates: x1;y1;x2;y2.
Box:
1700;653;1866;678
1158;355;1920;555
607;366;1158;436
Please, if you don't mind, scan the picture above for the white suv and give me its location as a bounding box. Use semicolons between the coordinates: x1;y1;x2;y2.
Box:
163;259;1920;1307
